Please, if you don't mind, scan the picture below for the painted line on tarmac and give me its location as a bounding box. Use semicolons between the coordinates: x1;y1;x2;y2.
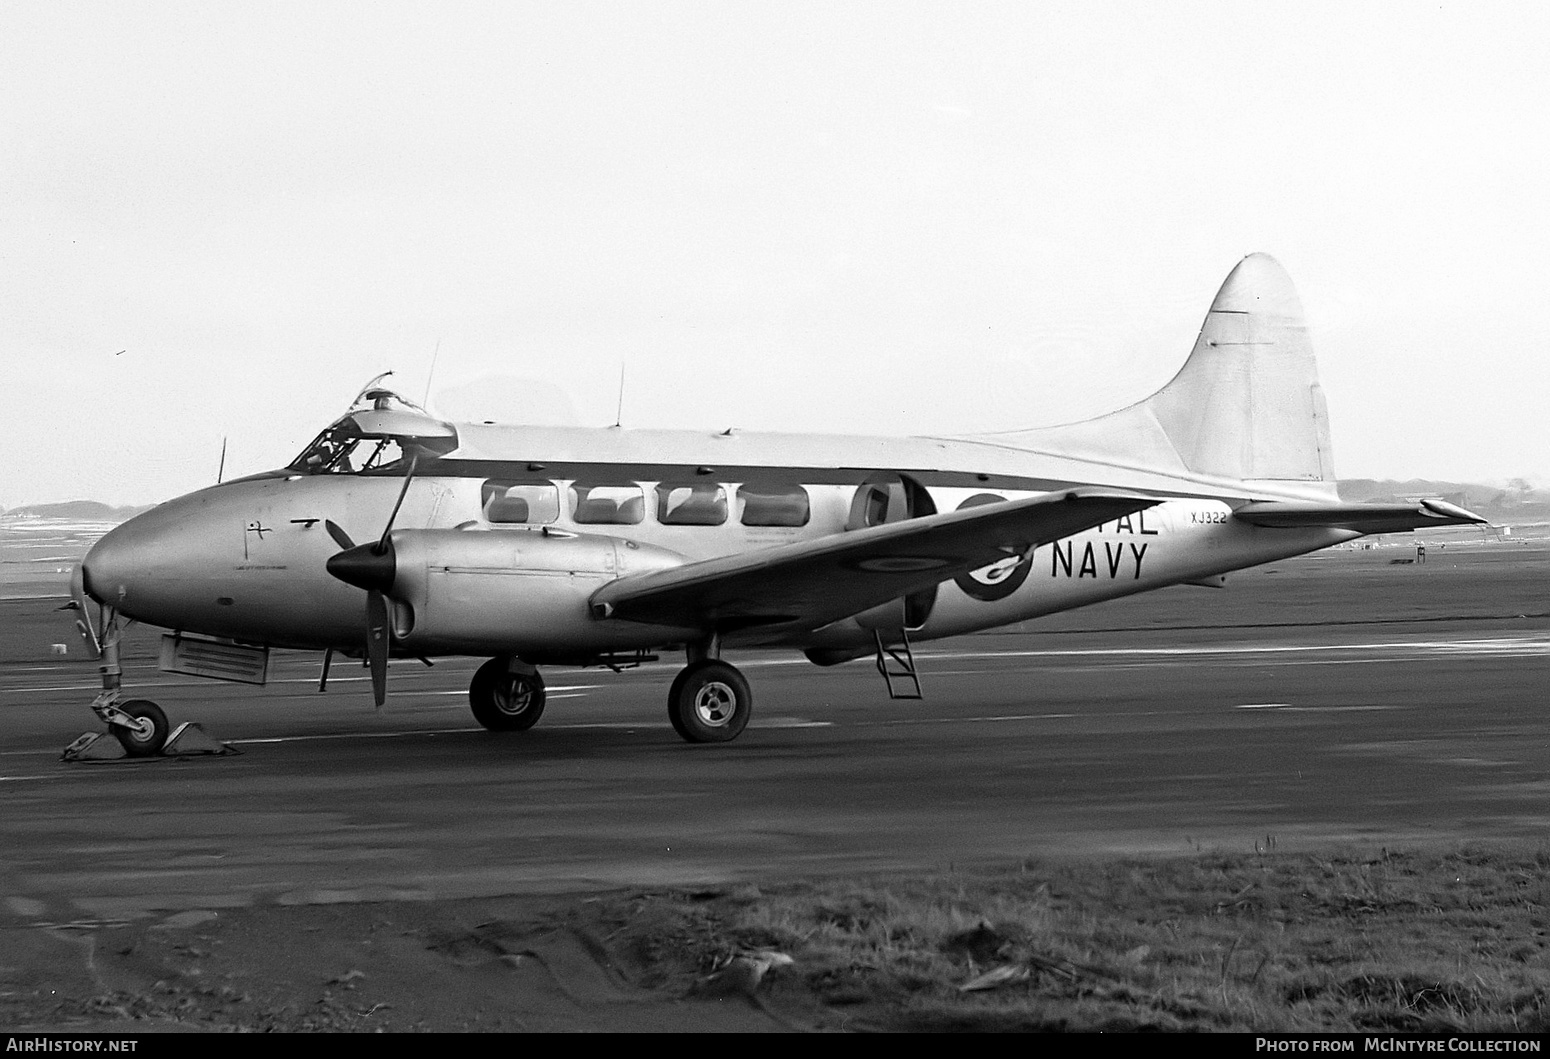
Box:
239;715;827;738
1280;703;1408;712
418;686;602;696
915;635;1550;662
222;713;703;742
0;678;236;695
858;712;1078;728
1231;701;1408;713
5;665;96;673
0;677;602;696
231;727;485;744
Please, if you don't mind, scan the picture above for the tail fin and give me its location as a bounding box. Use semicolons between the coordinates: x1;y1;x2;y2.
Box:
979;254;1338;497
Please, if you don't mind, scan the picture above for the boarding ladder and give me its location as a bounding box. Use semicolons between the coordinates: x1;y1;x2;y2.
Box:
873;627;923;700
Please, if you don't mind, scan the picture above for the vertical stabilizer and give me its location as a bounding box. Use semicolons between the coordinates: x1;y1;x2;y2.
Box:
974;253;1337;495
1148;253;1334;483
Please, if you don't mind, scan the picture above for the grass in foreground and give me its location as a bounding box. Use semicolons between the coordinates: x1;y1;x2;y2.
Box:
596;845;1550;1032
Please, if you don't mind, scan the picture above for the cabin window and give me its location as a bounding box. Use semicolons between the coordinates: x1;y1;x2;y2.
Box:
737;483;810;527
482;480;560;524
655;482;728;526
570;482;645;525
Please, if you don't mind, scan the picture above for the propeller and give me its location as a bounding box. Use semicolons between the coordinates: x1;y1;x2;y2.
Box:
323;454;418;707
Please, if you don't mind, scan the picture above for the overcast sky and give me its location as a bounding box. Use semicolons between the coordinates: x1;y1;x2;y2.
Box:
5;1;1546;507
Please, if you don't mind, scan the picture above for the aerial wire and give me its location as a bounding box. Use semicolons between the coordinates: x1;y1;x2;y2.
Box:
422;338;442;409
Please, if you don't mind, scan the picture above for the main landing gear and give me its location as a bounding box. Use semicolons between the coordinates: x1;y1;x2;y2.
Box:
469;656;547;731
668;660;751;742
467;641;753;744
667;637;751;744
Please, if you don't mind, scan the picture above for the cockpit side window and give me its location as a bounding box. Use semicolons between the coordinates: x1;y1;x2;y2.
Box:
289;425;357;474
289;422;455;476
482;480;560;524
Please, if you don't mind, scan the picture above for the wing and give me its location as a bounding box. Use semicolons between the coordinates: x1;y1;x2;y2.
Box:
590;489;1159;632
1233;498;1486;532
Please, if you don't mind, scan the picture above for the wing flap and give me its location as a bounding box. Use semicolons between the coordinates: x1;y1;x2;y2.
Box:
1233;498;1486;532
591;490;1160;632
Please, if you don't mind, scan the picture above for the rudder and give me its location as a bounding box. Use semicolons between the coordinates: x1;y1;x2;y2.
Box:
1145;253;1334;485
973;253;1337;495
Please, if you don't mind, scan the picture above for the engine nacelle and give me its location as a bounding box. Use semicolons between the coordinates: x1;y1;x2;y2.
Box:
382;528;694;658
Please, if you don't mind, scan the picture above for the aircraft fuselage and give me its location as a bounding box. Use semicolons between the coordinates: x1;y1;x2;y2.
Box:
81;426;1354;662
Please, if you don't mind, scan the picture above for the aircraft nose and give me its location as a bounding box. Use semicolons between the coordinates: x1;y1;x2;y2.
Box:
80;515;157;607
78;494;225;620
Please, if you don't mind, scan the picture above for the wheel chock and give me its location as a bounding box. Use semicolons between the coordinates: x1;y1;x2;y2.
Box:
61;724;239;763
61;732;127;762
162;722;239;757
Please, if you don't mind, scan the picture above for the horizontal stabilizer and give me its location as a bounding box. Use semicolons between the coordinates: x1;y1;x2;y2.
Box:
1233;498;1486;533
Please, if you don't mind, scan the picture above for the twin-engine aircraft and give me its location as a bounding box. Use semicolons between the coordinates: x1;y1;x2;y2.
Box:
70;254;1482;755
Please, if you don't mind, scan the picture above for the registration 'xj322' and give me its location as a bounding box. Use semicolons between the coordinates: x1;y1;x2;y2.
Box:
70;254;1483;755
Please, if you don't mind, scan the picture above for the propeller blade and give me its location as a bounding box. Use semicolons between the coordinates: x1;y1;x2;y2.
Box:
67;563;102;657
375;453;419;554
325;520;356;550
326;455;416;709
366;590;390;708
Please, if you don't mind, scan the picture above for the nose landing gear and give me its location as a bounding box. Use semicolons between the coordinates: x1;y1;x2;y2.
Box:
63;609;173;760
111;699;171;756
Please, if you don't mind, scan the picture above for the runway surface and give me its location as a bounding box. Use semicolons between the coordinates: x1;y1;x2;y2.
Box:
2;543;1547;921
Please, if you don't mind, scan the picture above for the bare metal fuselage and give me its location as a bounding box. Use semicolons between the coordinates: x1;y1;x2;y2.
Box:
80;423;1353;662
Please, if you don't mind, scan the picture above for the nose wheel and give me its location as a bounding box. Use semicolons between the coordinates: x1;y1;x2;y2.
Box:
668;660;751;743
111;699;170;757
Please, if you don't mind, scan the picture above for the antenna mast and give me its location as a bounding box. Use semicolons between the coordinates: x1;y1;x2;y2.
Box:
422;338;442;408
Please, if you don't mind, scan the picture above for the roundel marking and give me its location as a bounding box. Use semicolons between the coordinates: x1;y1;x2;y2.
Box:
851;555;954;573
953;493;1032;602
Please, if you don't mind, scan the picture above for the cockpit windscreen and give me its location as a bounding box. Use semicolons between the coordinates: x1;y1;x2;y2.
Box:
289;416;457;476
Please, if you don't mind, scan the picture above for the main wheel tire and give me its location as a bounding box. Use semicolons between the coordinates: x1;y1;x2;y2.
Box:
469;658;546;731
668;660;751;744
666;667;692;740
113;699;170;757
